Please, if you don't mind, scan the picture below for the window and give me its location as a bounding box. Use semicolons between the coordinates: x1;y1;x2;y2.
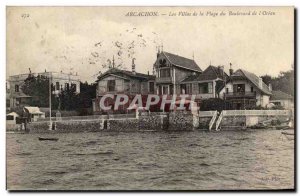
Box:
15;85;19;92
6;115;14;120
56;82;60;90
160;68;170;77
158;86;162;95
273;101;281;106
107;80;116;92
180;84;186;94
226;88;229;94
71;83;77;91
233;84;245;93
199;83;213;94
170;85;173;94
251;86;254;92
186;84;192;94
149;82;155;94
162;86;168;94
65;83;70;90
208;83;213;93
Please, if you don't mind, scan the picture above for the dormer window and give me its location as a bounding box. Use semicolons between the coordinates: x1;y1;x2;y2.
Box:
159;58;167;67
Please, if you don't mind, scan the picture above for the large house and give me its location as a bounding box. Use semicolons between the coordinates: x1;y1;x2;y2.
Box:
180;65;228;99
153;51;202;95
92;60;155;113
219;69;272;109
8;71;80;108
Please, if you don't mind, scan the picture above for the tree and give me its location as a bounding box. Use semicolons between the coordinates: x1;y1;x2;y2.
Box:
75;82;97;115
260;68;294;96
60;85;77;111
21;74;58;108
261;74;272;86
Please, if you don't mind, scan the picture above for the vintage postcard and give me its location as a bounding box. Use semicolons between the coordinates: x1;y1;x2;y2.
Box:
6;6;294;191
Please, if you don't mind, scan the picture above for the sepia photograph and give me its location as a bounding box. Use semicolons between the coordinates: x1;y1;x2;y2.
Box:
6;6;295;191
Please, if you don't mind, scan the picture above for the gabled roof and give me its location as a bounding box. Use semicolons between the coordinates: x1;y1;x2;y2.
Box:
181;65;228;83
270;90;293;100
24;106;44;114
7;112;19;117
231;69;272;95
96;68;155;82
161;52;202;72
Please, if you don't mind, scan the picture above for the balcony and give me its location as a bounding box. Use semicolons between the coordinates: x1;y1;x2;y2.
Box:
156;77;173;84
224;91;256;99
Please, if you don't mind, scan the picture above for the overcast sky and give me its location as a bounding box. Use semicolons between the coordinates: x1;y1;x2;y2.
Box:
7;6;294;83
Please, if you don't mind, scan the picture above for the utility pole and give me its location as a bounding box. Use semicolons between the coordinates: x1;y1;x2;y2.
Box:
49;72;52;130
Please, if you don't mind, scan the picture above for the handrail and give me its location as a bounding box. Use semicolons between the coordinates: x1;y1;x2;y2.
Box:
37;113;136;122
215;111;223;131
208;111;218;131
199;111;216;117
222;110;290;116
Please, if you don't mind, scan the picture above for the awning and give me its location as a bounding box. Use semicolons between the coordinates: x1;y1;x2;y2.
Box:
24;106;44;114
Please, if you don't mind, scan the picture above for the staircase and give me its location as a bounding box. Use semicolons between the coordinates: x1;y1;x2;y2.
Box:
208;111;218;131
215;111;224;131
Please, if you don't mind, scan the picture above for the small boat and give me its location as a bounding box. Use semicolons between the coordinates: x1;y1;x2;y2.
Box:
249;123;268;129
38;137;59;141
281;131;294;136
281;130;294;140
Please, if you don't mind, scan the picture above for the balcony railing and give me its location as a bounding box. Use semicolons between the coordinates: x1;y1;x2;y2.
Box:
224;91;256;99
155;77;173;83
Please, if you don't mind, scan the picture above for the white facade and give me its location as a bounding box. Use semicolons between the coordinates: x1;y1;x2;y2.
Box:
8;71;80;108
220;79;271;108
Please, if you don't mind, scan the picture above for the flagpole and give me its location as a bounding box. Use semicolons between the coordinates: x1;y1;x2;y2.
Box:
49;72;52;130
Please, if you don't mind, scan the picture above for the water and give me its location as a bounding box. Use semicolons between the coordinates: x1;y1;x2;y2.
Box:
7;129;294;190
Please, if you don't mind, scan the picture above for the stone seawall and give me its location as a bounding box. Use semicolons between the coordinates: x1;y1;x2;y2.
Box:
220;115;290;129
26;110;291;133
109;119;139;131
139;114;166;130
168;111;194;131
27;111;195;133
199;117;211;129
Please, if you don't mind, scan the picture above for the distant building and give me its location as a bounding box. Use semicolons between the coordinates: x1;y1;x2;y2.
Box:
6;112;20;130
8;71;80;108
24;106;45;122
180;65;228;99
270;90;294;110
92;59;155;113
219;69;272;109
153;51;202;95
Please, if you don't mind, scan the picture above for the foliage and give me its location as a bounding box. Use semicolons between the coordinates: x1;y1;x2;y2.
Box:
252;105;265;110
77;82;97;108
271;105;285;110
21;74;58;107
21;75;96;114
261;68;294;96
200;98;225;111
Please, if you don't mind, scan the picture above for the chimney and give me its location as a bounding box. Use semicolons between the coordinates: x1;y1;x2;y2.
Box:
147;71;149;76
132;58;136;75
268;83;272;91
259;77;263;89
229;63;233;76
157;46;160;58
152;65;155;75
